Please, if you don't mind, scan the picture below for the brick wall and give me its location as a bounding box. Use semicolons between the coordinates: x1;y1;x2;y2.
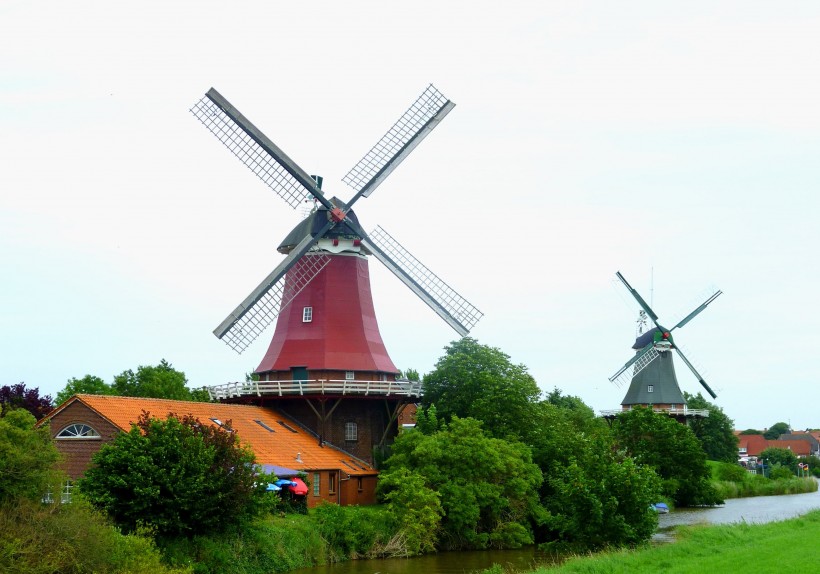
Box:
46;401;122;479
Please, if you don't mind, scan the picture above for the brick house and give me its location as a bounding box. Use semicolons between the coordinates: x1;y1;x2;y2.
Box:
40;394;378;507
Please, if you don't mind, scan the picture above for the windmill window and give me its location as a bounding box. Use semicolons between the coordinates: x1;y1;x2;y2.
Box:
56;423;100;439
345;371;355;380
647;385;654;393
302;307;313;322
345;422;358;442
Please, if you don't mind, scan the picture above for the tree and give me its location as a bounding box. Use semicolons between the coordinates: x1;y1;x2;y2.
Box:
611;407;722;507
376;467;443;555
683;392;739;462
0;409;61;502
740;428;762;435
421;338;541;441
379;417;544;550
79;412;267;537
528;401;660;549
0;383;53;420
55;374;114;405
764;422;791;440
759;447;798;475
112;359;203;401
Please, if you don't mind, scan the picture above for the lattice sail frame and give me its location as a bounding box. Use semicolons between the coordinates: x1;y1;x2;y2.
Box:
368;225;483;332
343;85;450;195
191;96;309;209
608;346;660;388
220;253;331;353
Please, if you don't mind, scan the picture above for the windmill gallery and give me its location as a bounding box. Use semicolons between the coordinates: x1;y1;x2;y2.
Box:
44;85;726;508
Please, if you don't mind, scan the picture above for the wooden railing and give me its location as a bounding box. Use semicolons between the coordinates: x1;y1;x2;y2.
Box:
599;406;709;418
207;379;423;401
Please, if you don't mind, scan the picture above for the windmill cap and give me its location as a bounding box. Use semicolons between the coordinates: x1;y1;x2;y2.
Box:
632;326;669;349
278;197;364;254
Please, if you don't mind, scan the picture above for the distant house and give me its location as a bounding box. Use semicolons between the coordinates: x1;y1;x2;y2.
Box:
736;432;813;458
778;432;820;457
39;395;378;507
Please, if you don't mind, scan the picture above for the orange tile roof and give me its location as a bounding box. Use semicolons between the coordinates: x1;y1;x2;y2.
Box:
52;395;376;476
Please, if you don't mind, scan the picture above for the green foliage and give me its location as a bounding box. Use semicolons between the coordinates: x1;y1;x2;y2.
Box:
421;338;541;441
763;421;790;440
399;368;420;381
528;402;660;550
739;428;762;435
0;498;189;574
413;404;440;434
311;503;396;561
376;467;443;555
714;461;748;482
381;417;544;550
543;455;661;551
612;407;722;507
683;392;739;462
55;374;114;404
760;447;798;474
112;359;198;401
713;474;817;498
80;412;266;538
0;409;61;503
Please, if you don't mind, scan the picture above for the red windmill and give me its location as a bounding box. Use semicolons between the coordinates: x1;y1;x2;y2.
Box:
191;86;482;462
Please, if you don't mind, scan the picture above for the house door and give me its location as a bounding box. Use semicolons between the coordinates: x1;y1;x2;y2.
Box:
291;367;308;382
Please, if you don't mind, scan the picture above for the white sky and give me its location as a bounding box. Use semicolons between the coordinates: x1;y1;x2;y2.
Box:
2;1;819;431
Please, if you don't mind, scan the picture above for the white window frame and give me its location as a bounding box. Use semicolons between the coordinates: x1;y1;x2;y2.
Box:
313;472;321;497
345;421;358;442
302;306;313;323
56;423;100;439
647;385;654;393
345;371;355;380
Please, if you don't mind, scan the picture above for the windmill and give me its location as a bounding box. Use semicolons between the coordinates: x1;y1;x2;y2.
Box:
609;271;722;413
190;85;482;461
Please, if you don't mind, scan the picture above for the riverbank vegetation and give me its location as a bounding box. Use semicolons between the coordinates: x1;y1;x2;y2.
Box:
529;509;820;573
0;340;771;572
709;460;818;499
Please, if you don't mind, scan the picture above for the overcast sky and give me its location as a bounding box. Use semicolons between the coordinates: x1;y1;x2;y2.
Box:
3;1;820;431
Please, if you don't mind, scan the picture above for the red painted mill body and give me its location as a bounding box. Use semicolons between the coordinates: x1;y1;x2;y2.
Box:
255;252;398;376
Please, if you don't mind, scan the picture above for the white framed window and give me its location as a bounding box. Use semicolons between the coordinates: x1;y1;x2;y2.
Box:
313;472;321;497
61;481;74;504
302;307;313;322
345;371;355;380
56;423;100;439
647;385;654;393
345;422;358;441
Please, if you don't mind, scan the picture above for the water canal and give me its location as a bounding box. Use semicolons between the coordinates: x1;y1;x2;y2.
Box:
289;482;820;574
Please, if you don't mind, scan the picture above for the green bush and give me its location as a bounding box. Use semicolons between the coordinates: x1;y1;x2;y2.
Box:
0;498;187;574
715;462;748;482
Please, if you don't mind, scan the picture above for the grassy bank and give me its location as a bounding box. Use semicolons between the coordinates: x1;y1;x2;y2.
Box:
529;509;820;573
707;461;818;499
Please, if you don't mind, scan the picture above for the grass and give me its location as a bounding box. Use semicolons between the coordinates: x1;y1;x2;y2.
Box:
528;509;820;573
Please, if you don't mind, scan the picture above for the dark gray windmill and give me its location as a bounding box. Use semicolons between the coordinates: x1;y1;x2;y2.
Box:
190;85;482;355
609;271;722;407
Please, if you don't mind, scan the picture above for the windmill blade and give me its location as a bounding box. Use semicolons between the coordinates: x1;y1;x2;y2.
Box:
214;232;331;353
615;271;662;329
608;344;660;387
342;85;455;203
191;88;330;210
671;289;723;331
362;225;482;337
673;347;717;399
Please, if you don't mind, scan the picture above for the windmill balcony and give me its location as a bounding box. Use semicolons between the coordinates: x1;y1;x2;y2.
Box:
599;405;709;418
206;379;423;401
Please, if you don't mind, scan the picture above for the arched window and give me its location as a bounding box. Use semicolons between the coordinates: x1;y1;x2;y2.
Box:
56;423;100;439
